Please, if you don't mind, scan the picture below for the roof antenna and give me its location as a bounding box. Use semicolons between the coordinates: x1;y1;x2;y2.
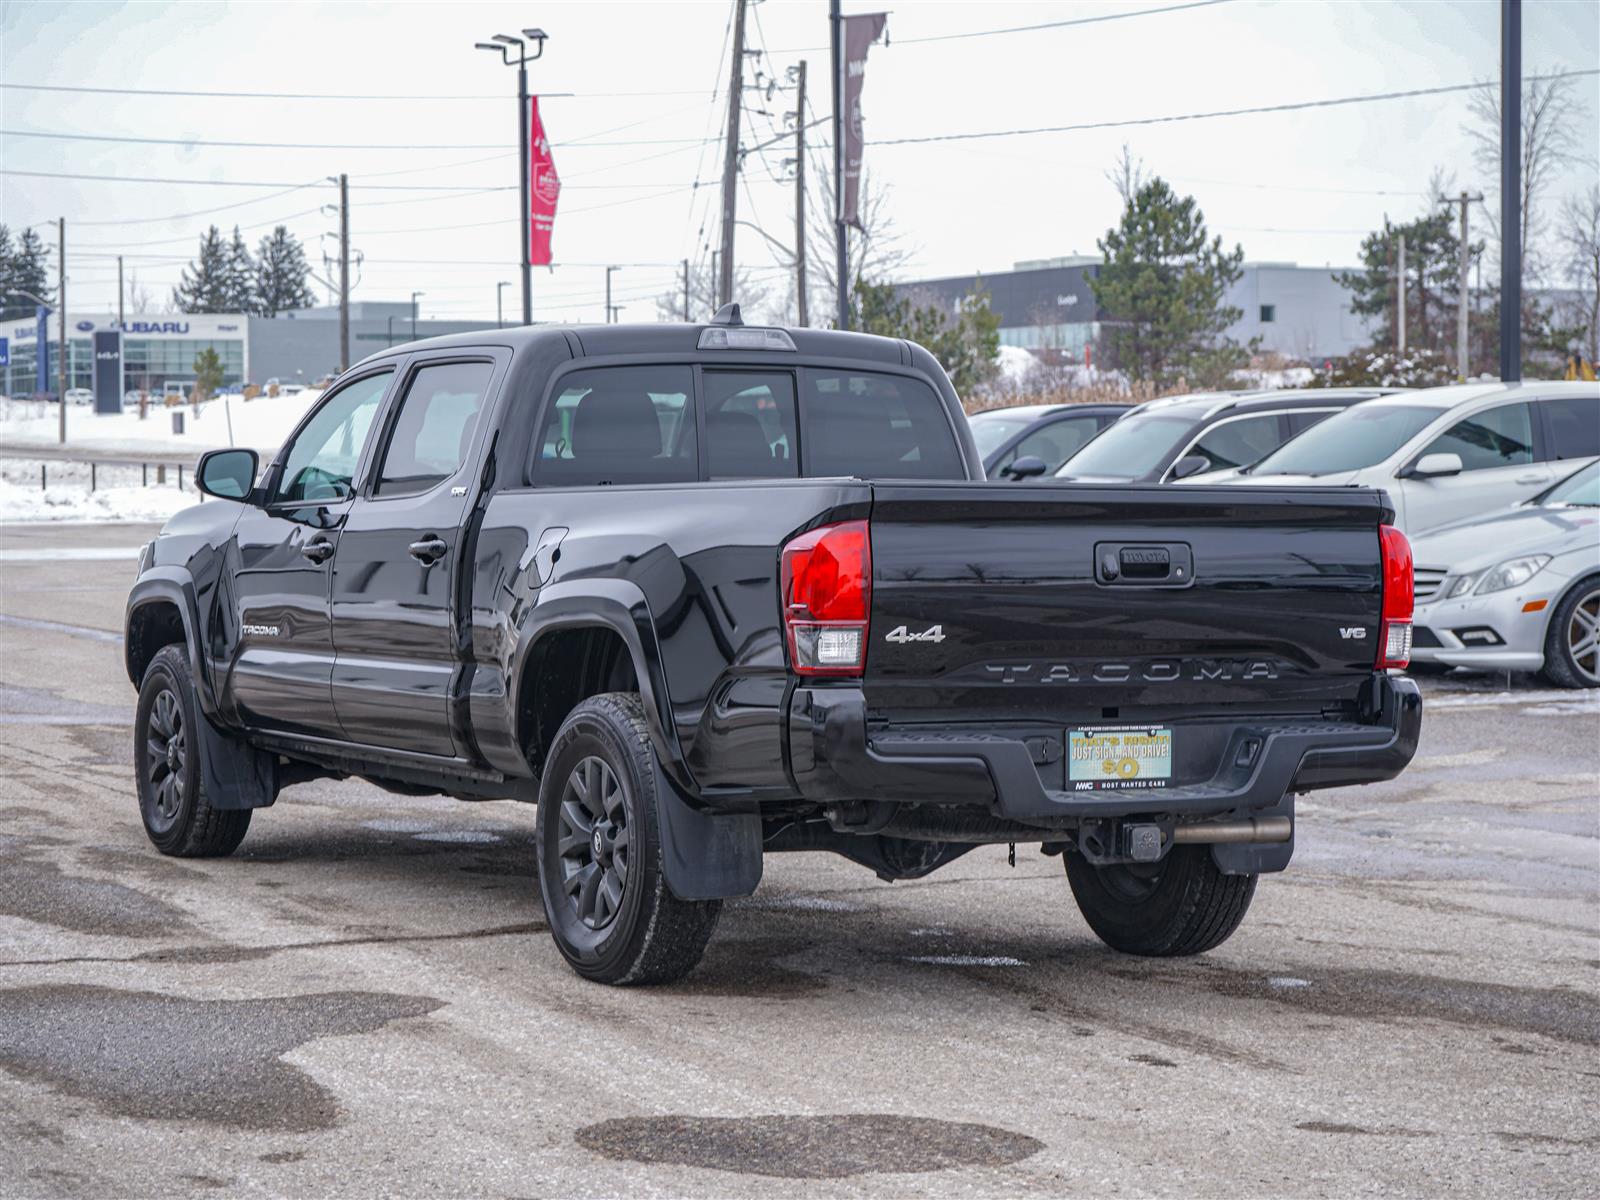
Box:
710;302;744;327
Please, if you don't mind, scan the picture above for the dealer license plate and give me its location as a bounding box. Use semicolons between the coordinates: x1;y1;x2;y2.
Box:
1068;726;1173;791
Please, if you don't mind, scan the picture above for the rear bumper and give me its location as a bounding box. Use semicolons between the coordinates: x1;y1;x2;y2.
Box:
786;674;1421;826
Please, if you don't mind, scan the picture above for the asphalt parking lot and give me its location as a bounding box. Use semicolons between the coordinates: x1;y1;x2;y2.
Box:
2;521;1596;1198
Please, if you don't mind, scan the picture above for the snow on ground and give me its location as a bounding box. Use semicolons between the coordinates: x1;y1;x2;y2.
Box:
0;474;200;523
0;390;322;457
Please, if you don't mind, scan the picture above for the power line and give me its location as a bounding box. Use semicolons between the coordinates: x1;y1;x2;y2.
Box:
873;70;1600;146
0;82;705;101
0;169;511;190
772;0;1231;51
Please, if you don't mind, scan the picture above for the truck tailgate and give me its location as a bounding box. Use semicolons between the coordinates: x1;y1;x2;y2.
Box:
864;483;1390;725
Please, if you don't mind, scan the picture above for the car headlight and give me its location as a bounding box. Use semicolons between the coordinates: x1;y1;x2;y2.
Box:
1444;572;1480;599
1475;554;1550;594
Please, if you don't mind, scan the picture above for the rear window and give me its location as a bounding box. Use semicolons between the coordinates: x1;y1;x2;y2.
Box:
532;365;696;486
802;370;963;479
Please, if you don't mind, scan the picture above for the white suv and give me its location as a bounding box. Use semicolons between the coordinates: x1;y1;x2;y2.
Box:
1204;381;1600;535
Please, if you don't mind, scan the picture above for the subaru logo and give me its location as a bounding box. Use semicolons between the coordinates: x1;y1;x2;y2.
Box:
75;320;95;332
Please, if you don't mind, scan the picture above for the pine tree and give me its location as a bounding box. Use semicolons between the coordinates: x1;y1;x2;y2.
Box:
1337;213;1472;356
856;278;1000;395
0;225;16;320
172;226;233;313
1090;178;1250;388
253;225;316;317
223;225;256;313
1;226;52;321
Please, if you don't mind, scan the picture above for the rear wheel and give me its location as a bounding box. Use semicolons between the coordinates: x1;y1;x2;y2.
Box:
534;693;721;985
1064;845;1255;956
134;645;251;857
1540;577;1600;689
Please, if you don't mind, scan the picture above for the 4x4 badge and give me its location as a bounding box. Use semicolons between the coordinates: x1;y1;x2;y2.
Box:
885;624;946;644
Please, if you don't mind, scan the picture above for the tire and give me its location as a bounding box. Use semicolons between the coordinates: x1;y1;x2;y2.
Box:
1064;845;1256;957
134;645;252;857
534;693;721;985
1539;575;1600;689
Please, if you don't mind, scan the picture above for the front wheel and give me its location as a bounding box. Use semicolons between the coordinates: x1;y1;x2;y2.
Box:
134;645;251;857
1540;577;1600;689
1064;845;1256;957
534;693;721;985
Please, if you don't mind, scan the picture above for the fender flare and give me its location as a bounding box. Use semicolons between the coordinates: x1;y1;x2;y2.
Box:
511;579;693;790
125;570;221;718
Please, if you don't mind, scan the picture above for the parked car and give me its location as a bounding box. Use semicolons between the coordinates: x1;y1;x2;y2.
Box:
64;387;95;406
126;309;1419;986
1407;462;1598;686
1053;389;1392;484
1214;382;1600;535
968;402;1130;477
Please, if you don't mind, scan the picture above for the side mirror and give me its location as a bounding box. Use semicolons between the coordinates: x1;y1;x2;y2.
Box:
1169;454;1212;480
197;448;260;502
1406;452;1463;479
1001;455;1050;480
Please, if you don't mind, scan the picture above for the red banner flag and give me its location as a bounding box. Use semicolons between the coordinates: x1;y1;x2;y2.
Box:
529;97;560;266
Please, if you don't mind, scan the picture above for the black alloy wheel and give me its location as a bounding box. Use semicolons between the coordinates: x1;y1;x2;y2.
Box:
556;755;632;930
144;686;187;835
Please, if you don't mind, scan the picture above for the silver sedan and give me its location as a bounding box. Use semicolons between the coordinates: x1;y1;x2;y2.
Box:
1409;462;1600;687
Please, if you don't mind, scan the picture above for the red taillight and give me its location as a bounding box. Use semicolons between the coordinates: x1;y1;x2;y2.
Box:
781;519;871;675
1378;524;1414;668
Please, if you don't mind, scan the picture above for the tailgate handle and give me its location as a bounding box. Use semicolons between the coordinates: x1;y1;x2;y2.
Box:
1095;542;1193;586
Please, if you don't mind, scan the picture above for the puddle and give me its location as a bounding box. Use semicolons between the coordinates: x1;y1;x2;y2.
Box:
575;1114;1043;1179
0;985;442;1131
0;854;190;939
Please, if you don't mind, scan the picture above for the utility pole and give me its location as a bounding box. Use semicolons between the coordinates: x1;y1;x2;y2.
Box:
681;258;691;322
830;0;848;329
711;250;719;309
497;281;509;329
1447;190;1483;381
717;0;748;311
794;60;809;329
117;255;125;329
1396;233;1407;354
57;218;66;445
1499;0;1522;381
605;266;621;323
338;173;350;373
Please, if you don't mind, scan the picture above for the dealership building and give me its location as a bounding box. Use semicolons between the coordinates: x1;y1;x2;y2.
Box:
896;256;1378;363
1;302;495;399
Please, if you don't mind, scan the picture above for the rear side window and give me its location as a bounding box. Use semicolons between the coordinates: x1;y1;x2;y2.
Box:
1542;395;1600;460
532;365;696;486
1182;412;1284;474
802;370;963;479
375;360;493;496
1420;402;1533;471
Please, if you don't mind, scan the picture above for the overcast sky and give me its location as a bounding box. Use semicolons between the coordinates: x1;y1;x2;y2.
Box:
3;0;1596;325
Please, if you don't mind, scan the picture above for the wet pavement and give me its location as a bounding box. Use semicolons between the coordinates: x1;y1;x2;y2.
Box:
1;522;1596;1196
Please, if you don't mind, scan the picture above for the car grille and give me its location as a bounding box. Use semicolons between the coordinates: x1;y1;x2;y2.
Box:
1414;566;1448;602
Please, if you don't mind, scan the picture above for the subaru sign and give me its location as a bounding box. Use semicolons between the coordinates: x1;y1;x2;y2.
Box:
0;337;8;367
93;330;124;415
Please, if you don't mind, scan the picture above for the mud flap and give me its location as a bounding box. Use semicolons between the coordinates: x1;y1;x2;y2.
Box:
652;762;762;900
197;713;278;811
1210;793;1294;875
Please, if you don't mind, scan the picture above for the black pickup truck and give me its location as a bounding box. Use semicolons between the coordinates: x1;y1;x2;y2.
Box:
125;309;1421;985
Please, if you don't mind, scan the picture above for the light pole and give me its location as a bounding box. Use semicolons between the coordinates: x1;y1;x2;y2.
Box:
497;281;511;328
605;266;622;323
475;28;549;327
410;291;423;340
387;315;397;347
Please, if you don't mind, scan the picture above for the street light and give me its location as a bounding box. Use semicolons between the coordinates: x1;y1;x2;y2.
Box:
475;28;549;328
411;291;424;340
497;280;511;329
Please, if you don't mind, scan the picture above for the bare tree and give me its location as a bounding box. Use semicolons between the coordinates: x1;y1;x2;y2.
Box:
1559;185;1600;363
654;256;774;324
1465;72;1584;281
801;170;914;326
125;270;158;314
1107;143;1148;205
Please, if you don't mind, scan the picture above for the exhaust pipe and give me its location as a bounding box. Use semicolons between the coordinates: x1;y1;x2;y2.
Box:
1171;816;1292;845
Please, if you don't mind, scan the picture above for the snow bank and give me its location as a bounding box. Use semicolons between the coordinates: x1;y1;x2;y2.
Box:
0;475;200;523
0;390;323;458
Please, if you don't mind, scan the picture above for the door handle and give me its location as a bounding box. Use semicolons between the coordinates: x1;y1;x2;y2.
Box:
301;538;334;564
1515;472;1547;484
408;536;448;564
